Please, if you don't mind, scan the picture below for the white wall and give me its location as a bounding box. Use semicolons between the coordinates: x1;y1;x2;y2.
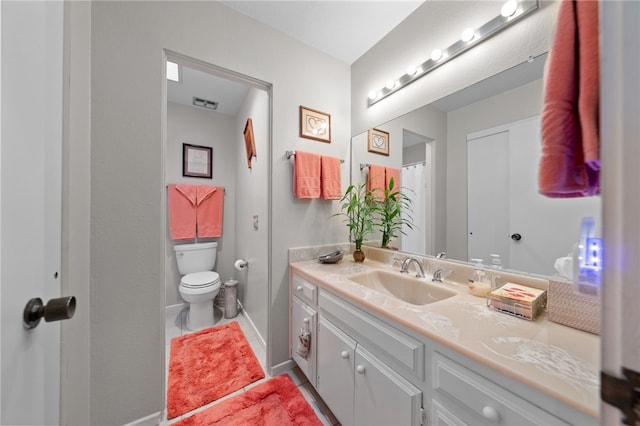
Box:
235;88;270;341
88;2;349;423
165;102;237;306
351;1;558;135
446;78;544;259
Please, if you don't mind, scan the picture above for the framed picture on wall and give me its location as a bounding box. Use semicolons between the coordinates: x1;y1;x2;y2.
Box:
367;128;390;155
299;105;331;143
244;118;256;169
182;143;212;178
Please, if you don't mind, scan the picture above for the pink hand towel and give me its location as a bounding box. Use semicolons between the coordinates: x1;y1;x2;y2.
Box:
196;185;224;238
294;151;321;199
367;164;385;200
539;0;599;198
168;184;197;240
385;167;401;192
320;155;342;200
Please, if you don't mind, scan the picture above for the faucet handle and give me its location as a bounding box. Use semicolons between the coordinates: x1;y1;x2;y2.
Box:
392;256;405;271
432;268;453;283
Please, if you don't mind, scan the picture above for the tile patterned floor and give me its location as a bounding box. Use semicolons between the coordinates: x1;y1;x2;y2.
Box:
162;305;339;425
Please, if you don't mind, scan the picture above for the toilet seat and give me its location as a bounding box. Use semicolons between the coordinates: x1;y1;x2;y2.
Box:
180;271;220;289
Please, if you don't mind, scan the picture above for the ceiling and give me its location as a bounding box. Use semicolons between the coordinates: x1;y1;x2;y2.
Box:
219;1;425;65
168;1;423;115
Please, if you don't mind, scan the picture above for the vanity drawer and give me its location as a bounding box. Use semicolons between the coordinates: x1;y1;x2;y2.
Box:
292;274;317;306
432;351;569;426
319;290;424;379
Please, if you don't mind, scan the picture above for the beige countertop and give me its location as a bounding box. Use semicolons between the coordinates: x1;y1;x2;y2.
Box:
290;257;600;419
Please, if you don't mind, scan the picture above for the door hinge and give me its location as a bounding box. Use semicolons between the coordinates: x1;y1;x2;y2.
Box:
601;367;640;425
420;407;426;425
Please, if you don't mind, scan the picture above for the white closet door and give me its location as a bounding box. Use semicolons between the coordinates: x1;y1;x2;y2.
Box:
467;131;510;267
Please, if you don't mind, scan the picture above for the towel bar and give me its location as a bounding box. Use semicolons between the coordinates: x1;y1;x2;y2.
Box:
360;163;370;171
286;150;344;163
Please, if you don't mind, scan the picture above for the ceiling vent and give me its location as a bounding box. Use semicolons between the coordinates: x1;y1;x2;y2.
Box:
192;97;219;111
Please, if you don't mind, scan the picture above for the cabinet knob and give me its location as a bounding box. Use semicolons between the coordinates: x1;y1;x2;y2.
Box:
482;406;500;422
340;350;349;359
356;365;366;374
296;285;303;292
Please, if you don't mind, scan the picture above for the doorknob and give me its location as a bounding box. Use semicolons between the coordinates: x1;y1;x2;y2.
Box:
510;233;522;241
23;296;76;329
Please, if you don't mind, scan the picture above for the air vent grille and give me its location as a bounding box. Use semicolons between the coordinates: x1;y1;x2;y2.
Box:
192;97;218;110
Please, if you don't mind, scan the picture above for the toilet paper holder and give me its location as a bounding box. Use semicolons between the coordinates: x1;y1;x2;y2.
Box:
234;259;248;270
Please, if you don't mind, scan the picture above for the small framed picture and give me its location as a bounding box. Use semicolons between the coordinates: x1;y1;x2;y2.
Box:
182;143;212;178
367;128;390;156
243;118;257;169
299;106;331;143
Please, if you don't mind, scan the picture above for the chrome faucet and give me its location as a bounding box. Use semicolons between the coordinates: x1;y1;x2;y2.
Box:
436;252;447;259
401;257;425;278
432;268;453;283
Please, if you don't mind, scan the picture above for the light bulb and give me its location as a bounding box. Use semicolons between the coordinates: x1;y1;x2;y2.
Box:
430;49;443;61
501;0;518;17
385;80;396;90
406;64;417;76
368;90;379;100
461;28;475;42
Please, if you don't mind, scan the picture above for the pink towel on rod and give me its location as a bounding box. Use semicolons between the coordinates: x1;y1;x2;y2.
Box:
196;185;224;238
320;155;342;200
385;167;401;192
168;184;197;240
539;0;599;198
367;164;385;199
294;151;321;199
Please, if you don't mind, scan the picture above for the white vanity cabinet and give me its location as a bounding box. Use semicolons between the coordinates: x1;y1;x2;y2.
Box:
290;274;318;386
317;290;424;426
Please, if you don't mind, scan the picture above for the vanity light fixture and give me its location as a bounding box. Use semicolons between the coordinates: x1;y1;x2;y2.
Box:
367;0;539;107
461;28;476;42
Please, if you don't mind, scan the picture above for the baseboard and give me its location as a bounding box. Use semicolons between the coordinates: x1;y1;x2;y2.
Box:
165;303;185;316
270;359;296;377
122;411;162;426
238;302;266;348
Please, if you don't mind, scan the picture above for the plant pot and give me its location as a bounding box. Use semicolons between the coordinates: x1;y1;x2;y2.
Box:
353;249;365;262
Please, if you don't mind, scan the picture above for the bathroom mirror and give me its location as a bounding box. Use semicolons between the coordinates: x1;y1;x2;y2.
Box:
352;53;602;278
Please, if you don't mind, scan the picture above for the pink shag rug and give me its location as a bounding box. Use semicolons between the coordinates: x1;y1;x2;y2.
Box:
173;374;323;426
167;321;265;419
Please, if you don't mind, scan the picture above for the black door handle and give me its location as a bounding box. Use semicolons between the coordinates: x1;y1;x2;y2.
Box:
23;296;76;329
511;233;522;241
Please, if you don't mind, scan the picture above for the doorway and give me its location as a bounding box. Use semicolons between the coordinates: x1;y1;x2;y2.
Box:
162;50;272;409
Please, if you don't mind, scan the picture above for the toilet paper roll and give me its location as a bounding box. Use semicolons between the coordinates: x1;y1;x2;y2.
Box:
234;259;248;270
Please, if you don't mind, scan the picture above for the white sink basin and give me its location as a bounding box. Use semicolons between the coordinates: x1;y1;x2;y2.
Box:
347;269;456;306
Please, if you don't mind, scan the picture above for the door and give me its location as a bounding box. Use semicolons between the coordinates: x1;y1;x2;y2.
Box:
291;296;317;386
1;1;64;424
467;130;510;267
317;317;356;426
354;345;422;426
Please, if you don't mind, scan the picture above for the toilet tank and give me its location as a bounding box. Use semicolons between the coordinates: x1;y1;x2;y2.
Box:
173;242;217;275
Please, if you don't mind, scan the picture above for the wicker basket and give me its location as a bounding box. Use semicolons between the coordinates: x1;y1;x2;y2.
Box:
547;274;600;335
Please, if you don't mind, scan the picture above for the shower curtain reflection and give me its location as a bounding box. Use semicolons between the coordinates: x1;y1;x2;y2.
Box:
401;163;427;254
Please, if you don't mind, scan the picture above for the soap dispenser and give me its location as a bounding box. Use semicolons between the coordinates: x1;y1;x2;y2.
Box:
467;259;491;297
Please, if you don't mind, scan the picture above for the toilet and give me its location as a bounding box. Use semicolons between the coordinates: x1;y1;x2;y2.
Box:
174;242;221;330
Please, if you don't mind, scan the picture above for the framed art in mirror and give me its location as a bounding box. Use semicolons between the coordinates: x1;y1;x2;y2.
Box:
182;143;212;178
368;128;390;155
244;118;256;169
299;105;331;143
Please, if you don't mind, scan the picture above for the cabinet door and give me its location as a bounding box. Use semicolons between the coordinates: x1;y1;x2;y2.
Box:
291;296;317;386
317;317;356;426
354;345;423;426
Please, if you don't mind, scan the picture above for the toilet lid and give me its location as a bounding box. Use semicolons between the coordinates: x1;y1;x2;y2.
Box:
181;271;220;288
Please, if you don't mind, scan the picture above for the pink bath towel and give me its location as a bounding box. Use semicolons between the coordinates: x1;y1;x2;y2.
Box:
196;185;224;238
385;167;401;193
367;164;385;200
320;155;342;200
294;151;321;199
539;0;599;197
168;184;197;240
